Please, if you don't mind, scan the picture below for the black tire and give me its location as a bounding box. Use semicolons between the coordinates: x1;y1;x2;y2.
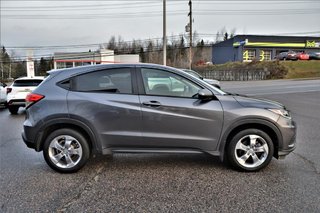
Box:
43;128;90;173
8;106;19;114
226;129;274;172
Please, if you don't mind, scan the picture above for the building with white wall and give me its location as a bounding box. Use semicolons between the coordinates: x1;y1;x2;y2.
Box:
54;49;139;69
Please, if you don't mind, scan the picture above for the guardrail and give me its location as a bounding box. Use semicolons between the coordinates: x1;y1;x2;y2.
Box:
200;70;270;81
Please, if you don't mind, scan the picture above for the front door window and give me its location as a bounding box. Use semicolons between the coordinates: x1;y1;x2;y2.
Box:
141;68;201;98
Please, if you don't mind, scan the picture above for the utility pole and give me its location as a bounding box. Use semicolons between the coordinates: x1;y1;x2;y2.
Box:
0;61;3;80
163;0;167;66
188;0;192;70
9;61;11;79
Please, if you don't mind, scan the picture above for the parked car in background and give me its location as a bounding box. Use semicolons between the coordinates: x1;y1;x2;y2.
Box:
308;52;320;60
7;76;44;114
22;64;296;173
275;51;297;60
0;82;7;107
181;69;221;89
296;52;309;60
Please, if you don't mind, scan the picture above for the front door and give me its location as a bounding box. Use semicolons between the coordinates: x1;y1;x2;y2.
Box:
138;67;223;151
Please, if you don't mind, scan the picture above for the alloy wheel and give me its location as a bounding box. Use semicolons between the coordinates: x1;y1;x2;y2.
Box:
48;135;83;169
234;134;269;169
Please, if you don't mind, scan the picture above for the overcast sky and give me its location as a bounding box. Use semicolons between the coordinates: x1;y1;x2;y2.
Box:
1;0;319;58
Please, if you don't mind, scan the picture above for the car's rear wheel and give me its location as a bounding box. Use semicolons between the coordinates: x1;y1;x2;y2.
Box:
227;129;274;172
8;106;19;114
43;128;90;173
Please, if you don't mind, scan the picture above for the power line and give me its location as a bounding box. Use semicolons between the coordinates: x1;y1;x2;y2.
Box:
4;35;186;49
1;11;188;19
2;0;318;11
2;0;319;1
3;31;320;50
2;7;319;20
3;11;318;20
2;2;183;11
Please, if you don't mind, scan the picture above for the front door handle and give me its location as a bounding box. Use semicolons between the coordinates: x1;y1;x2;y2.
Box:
142;101;161;107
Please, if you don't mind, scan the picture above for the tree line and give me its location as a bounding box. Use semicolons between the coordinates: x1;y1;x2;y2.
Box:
0;47;53;81
1;28;236;81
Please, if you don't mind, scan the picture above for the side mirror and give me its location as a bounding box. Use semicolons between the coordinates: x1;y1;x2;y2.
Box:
198;89;214;100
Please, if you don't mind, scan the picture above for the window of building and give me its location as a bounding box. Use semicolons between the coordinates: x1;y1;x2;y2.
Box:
260;50;272;61
66;62;73;68
75;62;83;67
141;68;201;98
56;62;66;69
73;68;132;94
76;62;92;67
56;62;74;69
243;49;256;62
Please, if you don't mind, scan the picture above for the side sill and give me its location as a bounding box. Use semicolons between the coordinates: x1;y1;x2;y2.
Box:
102;148;204;155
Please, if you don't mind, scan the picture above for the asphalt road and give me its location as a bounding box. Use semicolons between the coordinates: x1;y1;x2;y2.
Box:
0;79;320;212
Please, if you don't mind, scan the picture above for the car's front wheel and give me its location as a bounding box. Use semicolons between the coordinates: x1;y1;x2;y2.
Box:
43;128;90;173
227;129;274;172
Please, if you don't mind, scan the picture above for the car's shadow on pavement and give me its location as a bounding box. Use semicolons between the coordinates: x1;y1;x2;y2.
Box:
86;153;228;172
0;107;26;116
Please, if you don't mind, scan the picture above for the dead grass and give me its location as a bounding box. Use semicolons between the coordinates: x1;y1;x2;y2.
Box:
282;61;320;79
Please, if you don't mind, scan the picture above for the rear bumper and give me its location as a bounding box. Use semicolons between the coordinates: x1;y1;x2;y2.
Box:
22;119;44;152
7;99;25;107
22;130;36;149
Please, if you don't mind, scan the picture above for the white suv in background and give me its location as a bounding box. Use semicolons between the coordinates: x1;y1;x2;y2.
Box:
0;82;8;107
7;76;44;114
180;69;221;89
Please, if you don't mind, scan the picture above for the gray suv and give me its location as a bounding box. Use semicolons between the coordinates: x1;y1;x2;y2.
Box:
22;64;296;173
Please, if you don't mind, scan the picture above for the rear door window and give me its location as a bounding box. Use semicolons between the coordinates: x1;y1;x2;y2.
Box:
73;68;133;94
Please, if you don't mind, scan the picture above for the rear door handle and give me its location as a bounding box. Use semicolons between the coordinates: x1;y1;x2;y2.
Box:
142;101;161;107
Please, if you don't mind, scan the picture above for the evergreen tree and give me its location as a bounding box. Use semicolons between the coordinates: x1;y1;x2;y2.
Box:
224;32;229;41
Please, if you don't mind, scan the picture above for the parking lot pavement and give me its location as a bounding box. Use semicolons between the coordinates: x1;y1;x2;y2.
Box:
0;79;320;212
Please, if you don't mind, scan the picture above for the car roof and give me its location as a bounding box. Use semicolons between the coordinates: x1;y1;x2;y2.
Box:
48;63;188;78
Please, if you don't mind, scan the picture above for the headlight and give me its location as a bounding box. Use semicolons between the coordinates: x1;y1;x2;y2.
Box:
268;108;291;119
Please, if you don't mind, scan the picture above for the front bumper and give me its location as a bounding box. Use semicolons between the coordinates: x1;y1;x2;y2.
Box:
277;119;297;159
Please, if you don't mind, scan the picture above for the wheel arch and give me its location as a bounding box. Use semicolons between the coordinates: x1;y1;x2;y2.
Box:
219;119;282;161
35;118;100;153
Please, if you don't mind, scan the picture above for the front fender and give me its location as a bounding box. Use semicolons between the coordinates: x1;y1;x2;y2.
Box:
217;118;283;161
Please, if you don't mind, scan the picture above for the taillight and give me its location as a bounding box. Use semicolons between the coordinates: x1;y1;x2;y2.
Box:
7;88;12;94
25;93;45;108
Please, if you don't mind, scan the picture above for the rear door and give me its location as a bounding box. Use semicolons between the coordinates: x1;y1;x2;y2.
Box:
137;67;223;151
67;67;143;150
